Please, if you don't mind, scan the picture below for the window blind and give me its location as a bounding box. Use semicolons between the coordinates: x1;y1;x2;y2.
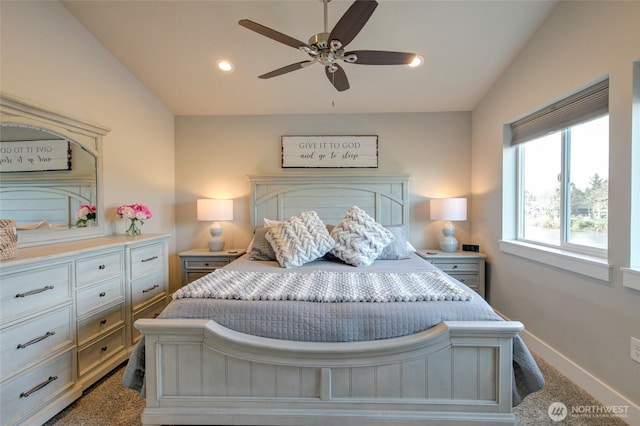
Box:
510;79;609;145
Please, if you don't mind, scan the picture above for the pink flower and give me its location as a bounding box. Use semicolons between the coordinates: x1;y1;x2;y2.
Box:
117;203;152;221
75;204;96;221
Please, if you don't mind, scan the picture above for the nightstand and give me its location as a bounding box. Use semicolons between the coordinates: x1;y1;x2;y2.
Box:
178;248;246;286
417;250;486;299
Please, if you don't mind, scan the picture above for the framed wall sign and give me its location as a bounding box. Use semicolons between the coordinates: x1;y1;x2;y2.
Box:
282;135;378;168
0;139;72;172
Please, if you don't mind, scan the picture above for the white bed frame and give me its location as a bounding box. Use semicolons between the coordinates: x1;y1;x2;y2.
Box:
135;174;525;425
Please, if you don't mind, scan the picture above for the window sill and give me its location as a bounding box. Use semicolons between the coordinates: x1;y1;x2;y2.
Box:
499;240;612;282
621;267;640;291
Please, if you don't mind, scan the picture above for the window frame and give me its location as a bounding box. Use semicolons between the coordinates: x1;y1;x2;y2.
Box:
516;120;608;258
500;78;613;283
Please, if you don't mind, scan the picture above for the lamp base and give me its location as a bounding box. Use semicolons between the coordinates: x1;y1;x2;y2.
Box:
439;221;458;252
208;238;225;252
208;222;225;252
439;236;458;252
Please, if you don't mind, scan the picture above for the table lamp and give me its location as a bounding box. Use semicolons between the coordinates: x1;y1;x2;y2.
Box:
197;199;233;251
429;197;467;252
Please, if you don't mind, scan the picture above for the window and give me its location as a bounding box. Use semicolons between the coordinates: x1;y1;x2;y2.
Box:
511;80;609;256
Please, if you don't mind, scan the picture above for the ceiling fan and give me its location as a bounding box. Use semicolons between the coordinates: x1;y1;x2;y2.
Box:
239;0;417;92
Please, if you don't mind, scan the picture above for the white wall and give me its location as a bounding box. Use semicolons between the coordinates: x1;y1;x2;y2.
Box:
175;112;472;276
0;1;177;281
472;0;639;415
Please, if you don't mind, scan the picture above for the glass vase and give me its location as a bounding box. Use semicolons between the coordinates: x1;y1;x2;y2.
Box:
126;219;142;236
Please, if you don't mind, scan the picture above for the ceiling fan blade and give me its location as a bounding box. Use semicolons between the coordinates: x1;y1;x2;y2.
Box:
259;61;313;79
329;0;378;49
239;19;309;50
346;50;416;65
325;64;350;92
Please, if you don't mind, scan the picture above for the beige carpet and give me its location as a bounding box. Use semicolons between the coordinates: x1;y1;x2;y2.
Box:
44;353;630;426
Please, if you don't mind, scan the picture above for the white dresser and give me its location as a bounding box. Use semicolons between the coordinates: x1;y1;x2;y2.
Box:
0;234;169;426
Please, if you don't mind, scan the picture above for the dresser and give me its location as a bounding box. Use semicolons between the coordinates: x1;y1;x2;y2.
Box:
178;248;246;286
417;250;487;299
0;234;169;426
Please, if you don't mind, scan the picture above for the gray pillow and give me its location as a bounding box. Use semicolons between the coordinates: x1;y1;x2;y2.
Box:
377;225;412;260
248;227;277;261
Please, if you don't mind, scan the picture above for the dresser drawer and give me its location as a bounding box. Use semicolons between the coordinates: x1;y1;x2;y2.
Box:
1;263;72;323
0;347;76;426
1;306;74;376
131;297;166;344
429;261;479;272
76;277;124;318
77;302;125;347
130;242;166;280
77;327;126;377
76;251;124;287
131;270;166;310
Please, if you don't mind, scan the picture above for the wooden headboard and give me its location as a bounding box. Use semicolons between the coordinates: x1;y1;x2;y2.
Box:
248;174;410;229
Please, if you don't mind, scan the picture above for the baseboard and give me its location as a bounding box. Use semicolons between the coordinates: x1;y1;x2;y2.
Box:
496;310;640;423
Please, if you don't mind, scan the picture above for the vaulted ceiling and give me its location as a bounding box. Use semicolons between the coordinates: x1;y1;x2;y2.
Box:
62;0;558;116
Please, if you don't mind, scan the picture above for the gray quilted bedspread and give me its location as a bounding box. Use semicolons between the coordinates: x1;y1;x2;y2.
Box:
123;254;544;405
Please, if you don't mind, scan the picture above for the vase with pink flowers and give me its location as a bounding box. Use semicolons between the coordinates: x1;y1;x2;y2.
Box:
75;204;97;227
117;203;152;236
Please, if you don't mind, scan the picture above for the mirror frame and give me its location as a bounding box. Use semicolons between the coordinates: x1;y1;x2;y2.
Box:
0;93;110;247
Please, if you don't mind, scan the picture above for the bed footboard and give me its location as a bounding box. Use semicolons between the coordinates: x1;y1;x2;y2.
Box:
135;319;523;426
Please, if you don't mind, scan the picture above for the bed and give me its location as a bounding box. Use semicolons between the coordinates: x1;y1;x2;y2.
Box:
124;174;543;425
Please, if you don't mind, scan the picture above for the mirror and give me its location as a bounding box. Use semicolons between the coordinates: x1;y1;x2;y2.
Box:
0;93;110;247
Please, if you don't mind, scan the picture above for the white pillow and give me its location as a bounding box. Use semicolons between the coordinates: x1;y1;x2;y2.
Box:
263;218;282;228
330;206;395;267
265;211;334;268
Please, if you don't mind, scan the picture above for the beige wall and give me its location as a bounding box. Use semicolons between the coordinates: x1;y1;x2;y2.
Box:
0;1;177;281
175;112;472;262
472;0;640;412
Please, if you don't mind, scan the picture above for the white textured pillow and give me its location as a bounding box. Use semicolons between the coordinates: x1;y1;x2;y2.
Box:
265;211;334;268
330;206;395;267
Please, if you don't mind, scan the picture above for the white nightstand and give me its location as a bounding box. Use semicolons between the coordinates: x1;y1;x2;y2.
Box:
417;250;486;299
178;248;246;286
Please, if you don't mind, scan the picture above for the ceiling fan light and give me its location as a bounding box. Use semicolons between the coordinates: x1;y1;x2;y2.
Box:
407;55;424;68
215;59;234;72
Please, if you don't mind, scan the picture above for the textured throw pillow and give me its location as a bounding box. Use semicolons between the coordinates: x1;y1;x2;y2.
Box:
330;206;395;267
248;227;278;261
265;211;334;268
377;225;412;260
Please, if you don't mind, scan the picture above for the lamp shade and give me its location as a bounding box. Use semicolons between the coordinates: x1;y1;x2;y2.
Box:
197;199;233;221
430;198;467;221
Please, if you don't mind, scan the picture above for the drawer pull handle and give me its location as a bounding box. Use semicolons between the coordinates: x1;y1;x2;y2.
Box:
98;264;106;270
17;331;56;349
99;292;106;297
16;285;54;298
142;284;160;293
452;265;458;269
141;256;158;263
100;319;107;325
20;376;58;398
101;346;108;352
204;263;209;266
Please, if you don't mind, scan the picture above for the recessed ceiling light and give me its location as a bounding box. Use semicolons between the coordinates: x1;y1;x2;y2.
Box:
407;55;424;68
215;59;234;72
